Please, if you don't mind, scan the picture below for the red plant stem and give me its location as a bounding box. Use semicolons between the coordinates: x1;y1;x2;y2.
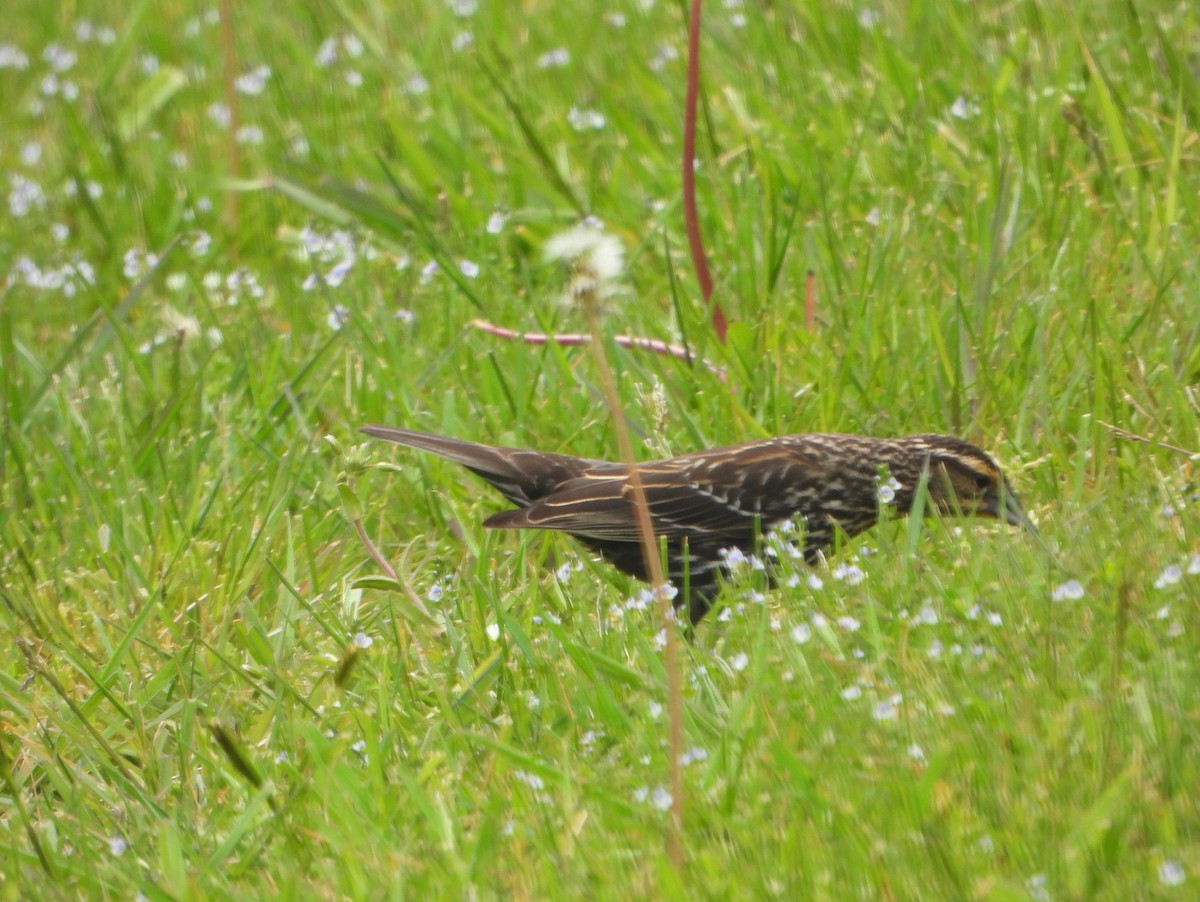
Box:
683;0;725;343
469;319;727;381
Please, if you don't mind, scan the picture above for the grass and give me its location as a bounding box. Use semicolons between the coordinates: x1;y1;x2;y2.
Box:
1;0;1199;897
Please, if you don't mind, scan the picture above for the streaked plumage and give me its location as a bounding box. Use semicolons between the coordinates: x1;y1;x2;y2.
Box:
362;426;1035;623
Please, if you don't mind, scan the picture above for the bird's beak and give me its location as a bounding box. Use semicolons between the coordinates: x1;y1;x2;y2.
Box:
993;487;1038;536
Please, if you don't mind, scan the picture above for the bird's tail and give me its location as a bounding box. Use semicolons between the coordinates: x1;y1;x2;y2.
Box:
360;425;594;508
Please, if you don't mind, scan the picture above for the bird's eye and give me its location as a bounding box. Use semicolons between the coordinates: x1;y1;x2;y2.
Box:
972;471;992;490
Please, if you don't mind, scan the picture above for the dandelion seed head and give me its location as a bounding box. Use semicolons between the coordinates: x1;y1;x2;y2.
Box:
160;306;201;340
544;224;624;282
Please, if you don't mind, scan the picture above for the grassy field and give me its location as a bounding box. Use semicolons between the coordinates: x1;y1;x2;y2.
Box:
2;0;1199;897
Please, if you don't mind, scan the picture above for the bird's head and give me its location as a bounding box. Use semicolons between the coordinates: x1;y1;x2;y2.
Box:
906;435;1036;534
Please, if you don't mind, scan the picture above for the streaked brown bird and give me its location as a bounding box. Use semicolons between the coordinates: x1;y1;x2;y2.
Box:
362;426;1035;624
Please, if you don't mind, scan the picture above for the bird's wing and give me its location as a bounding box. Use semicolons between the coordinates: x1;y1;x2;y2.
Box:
484;445;815;542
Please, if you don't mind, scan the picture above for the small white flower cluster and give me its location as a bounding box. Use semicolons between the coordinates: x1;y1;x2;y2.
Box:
183;9;220;38
909;602;939;626
609;583;677;619
1159;860;1186;887
632;785;673;811
831;562;865;585
949;95;980;120
235;64;271;95
298;226;360;292
206;102;231;128
876;473;902;505
568;106;606;132
7;255;94;297
197;267;264;307
1051;579;1085;601
0;44;31;69
649;43;679;72
123;248;159;281
1156;556;1200;589
718;546;765;571
315;33;365;68
9;174;46;217
1154;565;1183;589
511;769;550;804
536;48;570;69
873;693;902;721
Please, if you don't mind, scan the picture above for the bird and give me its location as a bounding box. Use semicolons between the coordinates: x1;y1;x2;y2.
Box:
361;426;1036;624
